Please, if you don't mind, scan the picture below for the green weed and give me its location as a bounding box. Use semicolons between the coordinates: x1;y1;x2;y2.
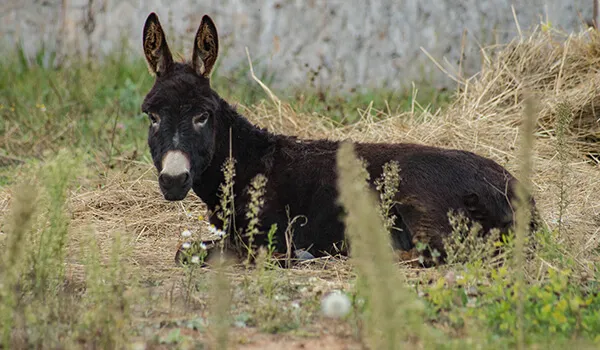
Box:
336;142;432;349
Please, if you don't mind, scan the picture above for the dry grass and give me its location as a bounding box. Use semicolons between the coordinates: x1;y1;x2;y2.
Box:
2;24;600;348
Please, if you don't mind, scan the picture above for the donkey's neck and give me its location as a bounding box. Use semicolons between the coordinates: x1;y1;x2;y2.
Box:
192;99;277;211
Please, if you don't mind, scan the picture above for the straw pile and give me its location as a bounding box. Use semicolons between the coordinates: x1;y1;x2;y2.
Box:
451;25;600;157
67;164;209;274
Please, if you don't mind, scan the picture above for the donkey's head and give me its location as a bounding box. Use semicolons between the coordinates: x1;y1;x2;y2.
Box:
141;13;220;201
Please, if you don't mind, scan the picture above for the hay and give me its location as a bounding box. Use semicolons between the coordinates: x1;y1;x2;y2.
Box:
67;164;210;273
456;26;600;156
70;166;203;239
439;26;600;260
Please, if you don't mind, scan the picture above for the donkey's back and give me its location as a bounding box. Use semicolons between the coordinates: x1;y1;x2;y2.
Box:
266;138;532;261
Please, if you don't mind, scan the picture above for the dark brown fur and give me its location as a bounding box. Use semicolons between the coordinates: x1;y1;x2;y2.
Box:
140;13;537;266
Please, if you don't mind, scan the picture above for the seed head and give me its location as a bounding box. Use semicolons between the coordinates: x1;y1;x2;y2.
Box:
321;290;351;318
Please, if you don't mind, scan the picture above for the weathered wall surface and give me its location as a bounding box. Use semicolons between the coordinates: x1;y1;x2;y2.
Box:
1;0;591;91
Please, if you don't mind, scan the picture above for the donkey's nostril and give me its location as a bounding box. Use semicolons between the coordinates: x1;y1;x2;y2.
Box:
158;173;167;188
175;172;190;186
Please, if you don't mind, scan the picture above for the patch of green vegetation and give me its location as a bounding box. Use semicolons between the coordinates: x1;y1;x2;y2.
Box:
0;150;131;349
0;48;152;168
290;85;453;124
422;228;600;348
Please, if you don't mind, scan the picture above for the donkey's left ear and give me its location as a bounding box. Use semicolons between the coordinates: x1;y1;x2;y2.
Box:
192;15;219;78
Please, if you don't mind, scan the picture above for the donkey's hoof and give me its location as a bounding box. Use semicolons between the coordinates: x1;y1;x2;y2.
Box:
295;249;316;261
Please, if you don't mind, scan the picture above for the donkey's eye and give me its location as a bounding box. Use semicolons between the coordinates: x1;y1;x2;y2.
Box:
148;113;161;127
193;112;209;128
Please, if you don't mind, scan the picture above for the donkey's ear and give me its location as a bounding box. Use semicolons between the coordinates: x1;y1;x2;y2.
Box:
142;12;173;76
192;15;219;78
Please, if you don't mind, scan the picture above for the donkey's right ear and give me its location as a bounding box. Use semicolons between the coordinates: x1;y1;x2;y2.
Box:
142;12;174;76
192;15;219;78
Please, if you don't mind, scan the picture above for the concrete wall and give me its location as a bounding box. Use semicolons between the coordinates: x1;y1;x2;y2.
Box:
0;0;591;91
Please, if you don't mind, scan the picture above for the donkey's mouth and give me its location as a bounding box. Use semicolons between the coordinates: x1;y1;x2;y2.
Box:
159;178;192;201
162;187;191;201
